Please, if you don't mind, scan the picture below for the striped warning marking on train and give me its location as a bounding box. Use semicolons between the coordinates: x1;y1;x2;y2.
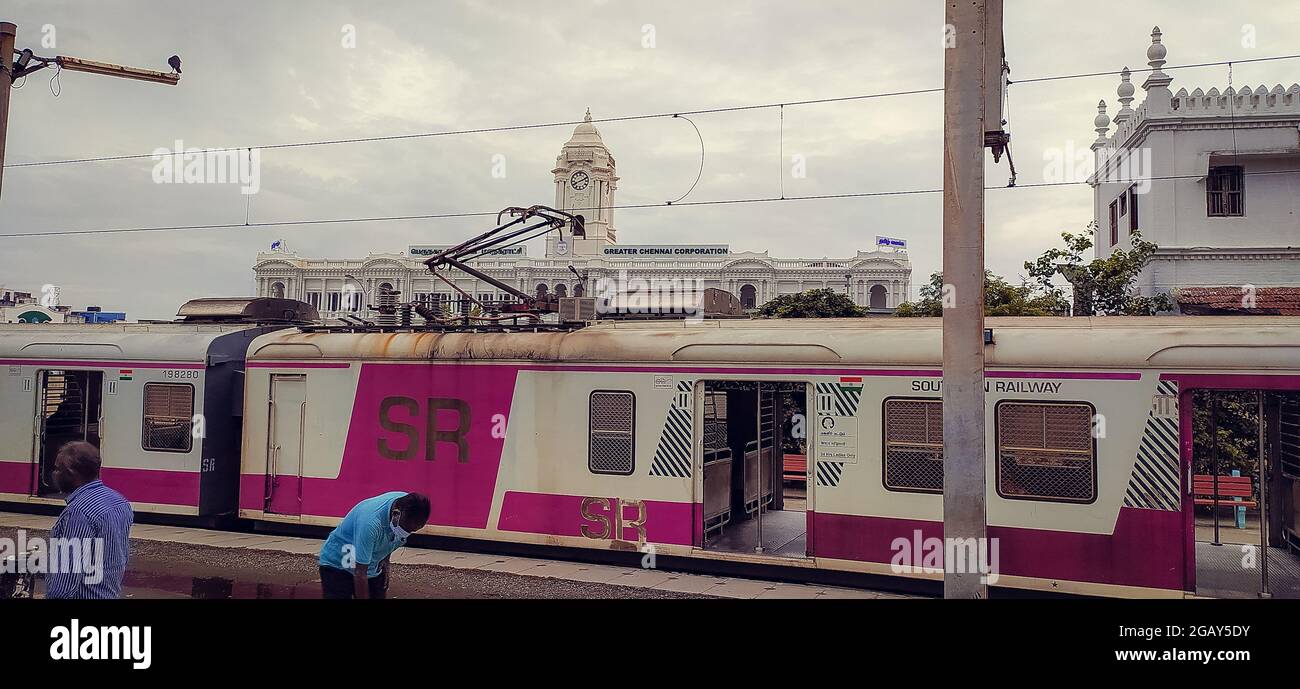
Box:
816;460;844;487
650;380;694;479
1123;380;1181;511
814;382;860;488
815;382;862;417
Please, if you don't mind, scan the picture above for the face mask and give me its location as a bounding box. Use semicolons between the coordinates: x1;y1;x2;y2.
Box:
390;513;409;540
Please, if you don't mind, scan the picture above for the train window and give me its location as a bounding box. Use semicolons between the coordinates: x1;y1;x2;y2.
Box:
589;391;635;475
995;401;1096;504
882;398;943;493
142;383;195;453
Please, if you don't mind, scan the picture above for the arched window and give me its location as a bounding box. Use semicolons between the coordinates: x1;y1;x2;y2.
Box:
555;284;568;298
271;281;286;299
536;284;549;300
740;284;757;310
574;283;586;297
869;284;888;309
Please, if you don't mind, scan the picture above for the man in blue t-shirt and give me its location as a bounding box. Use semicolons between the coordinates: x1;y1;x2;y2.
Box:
318;492;431;599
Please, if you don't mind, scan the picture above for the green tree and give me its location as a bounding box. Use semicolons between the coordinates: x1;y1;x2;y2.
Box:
894;270;1069;317
1023;223;1174;316
757;288;865;318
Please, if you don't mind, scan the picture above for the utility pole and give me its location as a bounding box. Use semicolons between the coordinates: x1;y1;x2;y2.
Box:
0;22;17;198
0;21;180;199
942;0;1005;599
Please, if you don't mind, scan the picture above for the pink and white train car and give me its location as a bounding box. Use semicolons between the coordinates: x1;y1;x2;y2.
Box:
236;317;1300;597
0;298;312;520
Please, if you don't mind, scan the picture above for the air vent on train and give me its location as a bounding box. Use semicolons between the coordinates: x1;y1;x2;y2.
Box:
559;297;598;324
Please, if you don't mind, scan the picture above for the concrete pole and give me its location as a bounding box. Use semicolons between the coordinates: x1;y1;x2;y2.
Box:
942;0;990;598
0;22;17;199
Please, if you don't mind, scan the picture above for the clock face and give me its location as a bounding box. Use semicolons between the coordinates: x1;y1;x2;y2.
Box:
569;171;590;191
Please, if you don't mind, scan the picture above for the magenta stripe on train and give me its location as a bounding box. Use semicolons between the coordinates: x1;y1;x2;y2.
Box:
0;461;198;506
812;508;1183;590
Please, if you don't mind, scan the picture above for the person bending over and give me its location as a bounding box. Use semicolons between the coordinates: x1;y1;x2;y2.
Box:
318;492;430;599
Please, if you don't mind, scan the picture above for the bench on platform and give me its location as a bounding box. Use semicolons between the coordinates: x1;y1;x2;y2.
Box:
783;454;807;484
1192;474;1257;510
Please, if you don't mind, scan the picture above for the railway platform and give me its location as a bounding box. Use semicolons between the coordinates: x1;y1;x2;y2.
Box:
0;511;909;600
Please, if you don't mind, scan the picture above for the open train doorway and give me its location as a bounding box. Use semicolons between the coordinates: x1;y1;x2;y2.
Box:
35;370;104;497
699;380;809;558
1192;389;1300;598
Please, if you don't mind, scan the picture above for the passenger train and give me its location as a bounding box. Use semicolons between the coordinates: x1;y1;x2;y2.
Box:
3;297;1298;598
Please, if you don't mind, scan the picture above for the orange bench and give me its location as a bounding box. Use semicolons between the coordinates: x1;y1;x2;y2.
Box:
1193;474;1257;510
783;454;807;484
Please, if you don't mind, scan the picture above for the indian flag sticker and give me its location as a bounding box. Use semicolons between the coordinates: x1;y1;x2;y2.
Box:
119;369;133;381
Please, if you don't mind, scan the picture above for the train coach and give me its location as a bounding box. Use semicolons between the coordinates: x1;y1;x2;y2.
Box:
0;298;316;522
236;316;1300;598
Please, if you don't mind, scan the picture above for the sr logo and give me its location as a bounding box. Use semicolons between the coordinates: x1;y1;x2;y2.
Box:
377;396;471;462
580;497;647;548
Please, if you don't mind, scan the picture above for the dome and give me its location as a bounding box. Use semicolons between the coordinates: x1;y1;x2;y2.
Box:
564;108;606;147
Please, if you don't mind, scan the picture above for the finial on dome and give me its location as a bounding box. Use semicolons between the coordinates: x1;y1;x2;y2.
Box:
1114;67;1136;123
584;108;592;122
1092;100;1111;150
1143;26;1173;92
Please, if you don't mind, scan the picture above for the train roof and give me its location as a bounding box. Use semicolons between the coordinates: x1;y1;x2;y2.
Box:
0;323;271;363
247;316;1300;371
0;298;316;363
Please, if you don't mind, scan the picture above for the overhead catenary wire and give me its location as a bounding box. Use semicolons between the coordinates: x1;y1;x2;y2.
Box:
0;87;945;169
4;51;1299;241
666;114;704;205
6;167;1300;240
4;52;1299;170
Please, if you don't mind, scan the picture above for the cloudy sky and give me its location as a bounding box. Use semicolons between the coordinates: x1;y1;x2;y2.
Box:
2;0;1297;319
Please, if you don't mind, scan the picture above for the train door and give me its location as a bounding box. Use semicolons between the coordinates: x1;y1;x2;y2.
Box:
265;374;306;516
35;370;104;497
698;380;808;558
1192;389;1300;598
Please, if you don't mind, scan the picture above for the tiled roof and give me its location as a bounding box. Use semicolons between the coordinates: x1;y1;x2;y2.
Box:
1176;287;1300;315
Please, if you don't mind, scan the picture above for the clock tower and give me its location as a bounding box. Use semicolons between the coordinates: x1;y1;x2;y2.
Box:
548;108;618;257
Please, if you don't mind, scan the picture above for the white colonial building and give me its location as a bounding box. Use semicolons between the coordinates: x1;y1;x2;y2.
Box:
254;110;911;319
1089;27;1300;298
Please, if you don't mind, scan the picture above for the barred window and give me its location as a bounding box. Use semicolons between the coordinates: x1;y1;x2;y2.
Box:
1206;165;1244;217
883;398;943;493
996;402;1096;503
589;391;635;475
142;383;195;452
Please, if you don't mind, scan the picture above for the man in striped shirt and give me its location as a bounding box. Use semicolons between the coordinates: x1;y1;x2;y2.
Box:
45;441;133;599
